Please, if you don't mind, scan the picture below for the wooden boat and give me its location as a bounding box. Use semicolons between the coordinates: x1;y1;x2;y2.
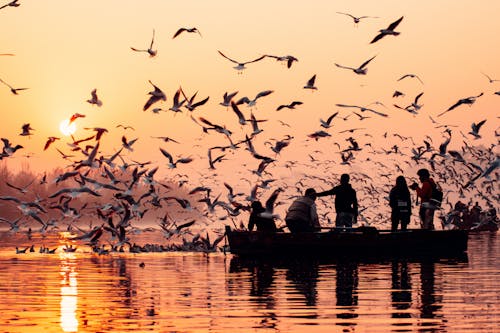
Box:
225;226;468;258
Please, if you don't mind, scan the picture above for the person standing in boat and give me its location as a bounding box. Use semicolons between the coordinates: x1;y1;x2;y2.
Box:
409;168;436;230
285;188;321;233
316;173;358;228
389;175;412;231
248;200;277;232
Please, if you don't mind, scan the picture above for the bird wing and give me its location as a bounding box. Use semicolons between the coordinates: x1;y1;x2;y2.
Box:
370;32;385;44
244;55;266;64
387;16;404;30
217;50;238;64
159;148;174;164
172;28;185;39
256;90;273;99
307;75;316;86
230;101;246;124
149;29;155;48
359;55;376;69
334;63;355;71
326;112;339;124
264;189;281;213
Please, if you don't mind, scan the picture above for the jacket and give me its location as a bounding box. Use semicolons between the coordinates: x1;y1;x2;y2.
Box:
389;186;412;215
317;184;358;216
285;196;320;229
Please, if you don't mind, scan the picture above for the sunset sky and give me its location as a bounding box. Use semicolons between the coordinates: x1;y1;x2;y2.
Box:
1;1;498;188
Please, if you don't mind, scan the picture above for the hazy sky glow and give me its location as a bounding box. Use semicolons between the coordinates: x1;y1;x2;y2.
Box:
0;1;498;192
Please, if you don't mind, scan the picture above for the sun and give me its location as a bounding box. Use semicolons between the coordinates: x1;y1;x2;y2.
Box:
59;119;77;136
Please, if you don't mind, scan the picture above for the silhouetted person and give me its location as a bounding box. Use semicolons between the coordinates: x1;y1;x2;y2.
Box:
248;200;277;232
335;259;359;322
391;260;412;320
285;188;320;233
389;175;412;231
317;173;358;228
410;168;436;230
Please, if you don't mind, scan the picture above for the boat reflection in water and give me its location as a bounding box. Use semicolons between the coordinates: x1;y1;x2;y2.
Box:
229;252;467;331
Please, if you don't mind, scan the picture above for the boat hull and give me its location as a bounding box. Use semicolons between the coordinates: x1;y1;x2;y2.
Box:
225;226;468;258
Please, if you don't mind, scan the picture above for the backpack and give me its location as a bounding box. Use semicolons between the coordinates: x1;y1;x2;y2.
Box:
430;182;444;208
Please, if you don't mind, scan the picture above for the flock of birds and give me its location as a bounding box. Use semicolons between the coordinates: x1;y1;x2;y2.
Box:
0;3;499;254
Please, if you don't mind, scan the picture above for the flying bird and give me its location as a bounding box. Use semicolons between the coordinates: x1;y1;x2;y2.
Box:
69;113;85;124
397;73;424;84
44;136;60;150
370;16;404;44
336;12;378;24
481;72;499;83
0;0;20;11
319;111;339;128
335;103;388;117
143;80;166;111
219;91;239;107
172;27;202;39
276;101;303;111
334;55;376;75
264;54;298;68
304;75;318;90
438;92;483;117
217;50;266;73
86;88;102;106
236;90;273;107
468;119;486;139
0;78;28;95
19;123;34;136
130;29;157;57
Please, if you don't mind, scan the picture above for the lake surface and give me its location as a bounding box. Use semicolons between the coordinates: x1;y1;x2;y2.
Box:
0;230;498;333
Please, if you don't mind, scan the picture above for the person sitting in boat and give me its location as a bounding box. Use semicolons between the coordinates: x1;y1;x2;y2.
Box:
409;168;436;230
316;173;358;228
389;175;412;231
285;188;321;233
248;200;277;232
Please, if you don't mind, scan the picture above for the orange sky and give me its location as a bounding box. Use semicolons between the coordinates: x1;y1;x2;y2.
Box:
0;1;498;187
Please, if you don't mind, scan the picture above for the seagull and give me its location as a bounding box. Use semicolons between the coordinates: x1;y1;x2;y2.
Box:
69;113;85;124
0;0;20;10
5;179;34;194
143;80;166;111
84;127;108;141
319;111;339;128
86;88;102;106
336;12;378;25
264;54;298;68
335;103;388;117
0;78;28;95
276;101;303;111
217;50;266;73
438;92;483;117
219;91;239;107
19;123;34;136
304;75;318;90
370;16;404;44
397;73;424;84
172;27;202;39
230;101;247;125
468;119;486;139
121;135;138;152
393;90;405;98
151;136;180;144
116;124;135;131
182;90;209;111
44;136;60;150
159;148;193;168
48;186;101;199
334;55;376;75
236;90;273;107
393;92;424;114
168;88;186;113
130;29;157;57
308;130;331;140
481;72;499;83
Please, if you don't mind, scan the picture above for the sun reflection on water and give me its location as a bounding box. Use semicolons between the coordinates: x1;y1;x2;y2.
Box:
59;253;78;333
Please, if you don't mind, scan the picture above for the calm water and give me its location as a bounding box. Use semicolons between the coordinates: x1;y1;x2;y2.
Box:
0;230;498;333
